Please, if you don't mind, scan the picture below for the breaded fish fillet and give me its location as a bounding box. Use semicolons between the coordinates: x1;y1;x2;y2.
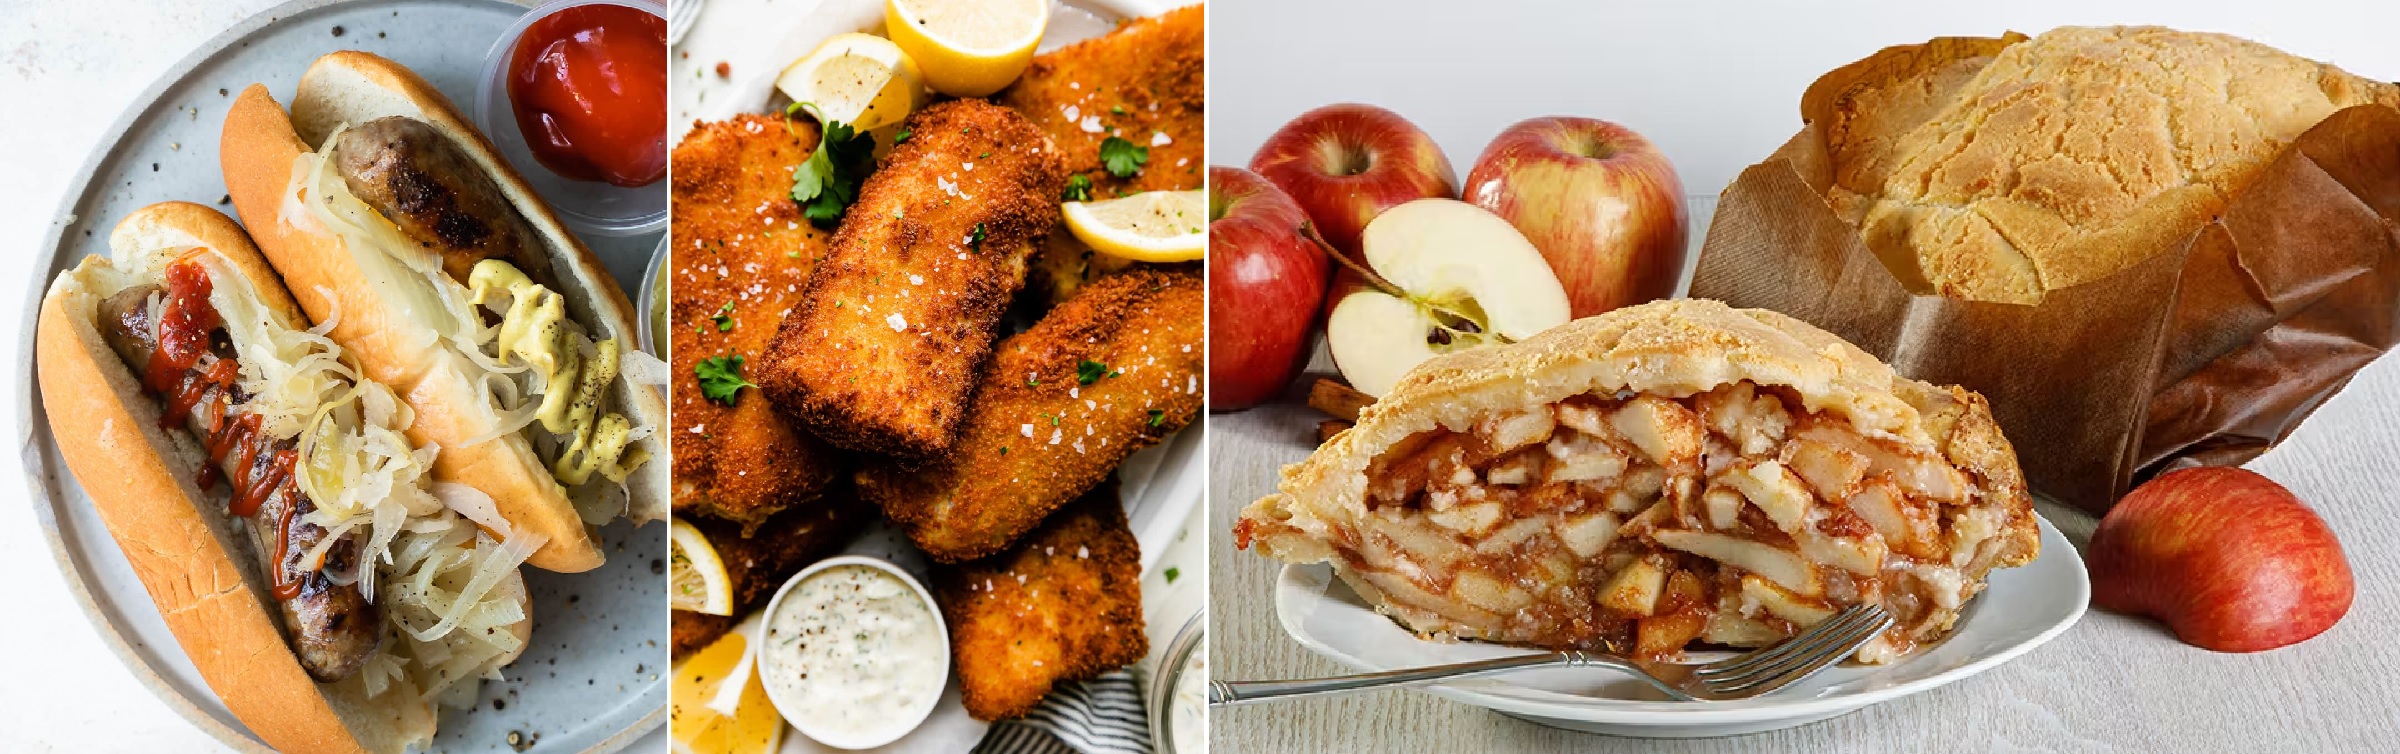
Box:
860;268;1202;562
934;483;1145;721
759;99;1066;461
669;489;869;657
670;114;845;530
999;4;1204;306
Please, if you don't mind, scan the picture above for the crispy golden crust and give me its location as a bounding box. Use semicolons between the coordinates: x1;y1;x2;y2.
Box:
1000;4;1205;307
1236;299;2040;645
759;99;1066;461
1828;27;2400;303
670;114;847;529
935;484;1146;721
859;268;1202;562
667;493;870;658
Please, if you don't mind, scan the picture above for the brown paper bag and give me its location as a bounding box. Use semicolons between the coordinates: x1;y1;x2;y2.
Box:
1689;35;2400;514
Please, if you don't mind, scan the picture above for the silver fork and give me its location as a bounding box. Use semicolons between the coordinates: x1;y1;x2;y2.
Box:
1211;604;1893;706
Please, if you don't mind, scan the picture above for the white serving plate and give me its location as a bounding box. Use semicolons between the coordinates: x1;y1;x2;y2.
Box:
15;1;667;751
670;0;1201;751
1275;513;2088;738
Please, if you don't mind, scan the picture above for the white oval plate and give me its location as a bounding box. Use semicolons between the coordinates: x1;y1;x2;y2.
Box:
1274;513;2088;738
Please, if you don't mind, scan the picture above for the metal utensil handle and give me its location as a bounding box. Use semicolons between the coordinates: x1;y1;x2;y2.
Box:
1209;651;1618;707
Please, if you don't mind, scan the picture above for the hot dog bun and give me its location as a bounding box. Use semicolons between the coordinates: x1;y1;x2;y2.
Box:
221;51;669;573
36;202;535;754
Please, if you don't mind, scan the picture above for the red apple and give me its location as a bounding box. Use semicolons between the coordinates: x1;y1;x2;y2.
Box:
2087;467;2352;653
1325;199;1570;398
1465;117;1688;318
1249;103;1458;258
1209;166;1330;411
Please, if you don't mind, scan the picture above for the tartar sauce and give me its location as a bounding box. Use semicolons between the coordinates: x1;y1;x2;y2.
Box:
1170;640;1207;753
762;564;945;741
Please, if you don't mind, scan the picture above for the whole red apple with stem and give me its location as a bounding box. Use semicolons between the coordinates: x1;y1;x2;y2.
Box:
1465;116;1688;318
2087;467;2352;653
1208;166;1331;411
1249;103;1458;259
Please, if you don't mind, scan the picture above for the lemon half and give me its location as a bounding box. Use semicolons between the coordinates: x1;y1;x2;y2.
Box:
671;631;783;754
777;32;925;132
670;518;734;616
1063;190;1207;262
884;0;1046;97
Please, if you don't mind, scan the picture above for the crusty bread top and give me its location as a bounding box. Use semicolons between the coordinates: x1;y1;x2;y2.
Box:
1826;26;2400;304
1240;299;2028;557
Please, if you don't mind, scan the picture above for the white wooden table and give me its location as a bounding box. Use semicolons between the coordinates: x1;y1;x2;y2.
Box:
0;1;668;751
1209;1;2400;751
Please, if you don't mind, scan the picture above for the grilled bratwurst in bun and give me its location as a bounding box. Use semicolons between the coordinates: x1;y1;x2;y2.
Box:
38;202;539;753
220;51;669;573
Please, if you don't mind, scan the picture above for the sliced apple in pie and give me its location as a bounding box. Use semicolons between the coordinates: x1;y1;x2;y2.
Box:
1236;299;2039;663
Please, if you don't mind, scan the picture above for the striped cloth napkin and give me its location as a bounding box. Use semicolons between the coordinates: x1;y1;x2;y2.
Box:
972;671;1152;754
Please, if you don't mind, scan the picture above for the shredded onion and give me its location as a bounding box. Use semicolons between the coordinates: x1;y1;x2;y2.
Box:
430;481;512;539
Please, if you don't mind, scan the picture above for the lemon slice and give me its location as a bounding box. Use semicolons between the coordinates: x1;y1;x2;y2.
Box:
776;32;925;133
884;0;1046;97
1063;190;1207;262
670;518;734;616
671;631;784;754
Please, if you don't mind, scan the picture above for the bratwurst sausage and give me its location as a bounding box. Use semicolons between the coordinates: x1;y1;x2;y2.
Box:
98;284;382;682
332;116;557;287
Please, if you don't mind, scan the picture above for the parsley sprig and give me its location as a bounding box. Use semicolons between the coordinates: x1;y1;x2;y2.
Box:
1099;136;1147;178
1077;359;1124;385
1062;174;1092;202
696;355;758;405
788;102;877;227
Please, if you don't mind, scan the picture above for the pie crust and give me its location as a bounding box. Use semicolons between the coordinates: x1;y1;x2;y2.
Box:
1236;300;2040;662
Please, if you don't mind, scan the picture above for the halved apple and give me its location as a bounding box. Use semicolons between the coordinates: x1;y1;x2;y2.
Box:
1325;199;1572;397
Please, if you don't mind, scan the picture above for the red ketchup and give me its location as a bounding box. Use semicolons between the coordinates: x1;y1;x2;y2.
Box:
506;4;667;187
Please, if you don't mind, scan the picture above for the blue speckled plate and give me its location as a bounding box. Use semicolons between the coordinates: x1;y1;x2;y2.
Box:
15;0;665;751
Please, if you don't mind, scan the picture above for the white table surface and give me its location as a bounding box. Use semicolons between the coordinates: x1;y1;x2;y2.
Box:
1209;1;2400;752
0;1;667;750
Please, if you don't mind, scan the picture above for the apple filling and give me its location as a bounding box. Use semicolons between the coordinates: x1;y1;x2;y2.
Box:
1330;381;2033;662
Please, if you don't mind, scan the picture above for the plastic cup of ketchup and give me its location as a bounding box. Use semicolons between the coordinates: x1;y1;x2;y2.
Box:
477;0;667;236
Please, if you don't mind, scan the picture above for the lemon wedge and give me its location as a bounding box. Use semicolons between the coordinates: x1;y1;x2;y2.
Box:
884;0;1046;97
776;32;925;133
1063;190;1207;262
670;518;734;616
671;631;784;754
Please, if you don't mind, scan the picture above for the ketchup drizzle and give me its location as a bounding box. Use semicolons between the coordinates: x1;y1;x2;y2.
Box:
145;260;308;601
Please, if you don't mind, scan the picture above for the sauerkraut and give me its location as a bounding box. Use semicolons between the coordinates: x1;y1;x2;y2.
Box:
290;127;652;508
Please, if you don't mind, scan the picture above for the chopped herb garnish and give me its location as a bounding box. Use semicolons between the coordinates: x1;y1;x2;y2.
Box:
968;222;987;250
1099;136;1148;178
788;102;877;227
712;302;736;332
1076;359;1110;385
1164;566;1180;582
696;355;757;405
1000;446;1009;456
1110;105;1127;115
1148;408;1166;427
1062;174;1092;202
1027;375;1041;387
894;127;913;144
978;151;991;159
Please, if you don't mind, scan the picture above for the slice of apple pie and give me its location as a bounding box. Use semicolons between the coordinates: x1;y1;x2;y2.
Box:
1236;299;2039;662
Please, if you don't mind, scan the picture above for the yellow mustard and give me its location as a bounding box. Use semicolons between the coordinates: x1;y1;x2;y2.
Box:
468;259;645;485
